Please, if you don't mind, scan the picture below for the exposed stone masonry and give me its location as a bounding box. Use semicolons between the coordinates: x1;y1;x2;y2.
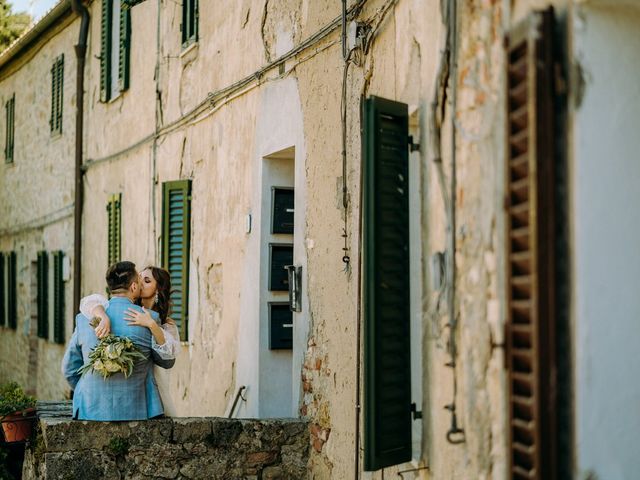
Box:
23;402;309;479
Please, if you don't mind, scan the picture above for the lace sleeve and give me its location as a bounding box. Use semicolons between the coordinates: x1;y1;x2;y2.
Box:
79;293;109;318
152;321;182;359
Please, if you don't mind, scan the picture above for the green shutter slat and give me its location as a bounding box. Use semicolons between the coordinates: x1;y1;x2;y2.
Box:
53;251;65;344
118;2;131;92
363;96;412;472
162;180;191;340
100;0;112;102
37;251;49;338
0;254;5;327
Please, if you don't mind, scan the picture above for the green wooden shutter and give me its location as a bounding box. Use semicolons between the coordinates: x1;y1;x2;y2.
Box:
50;62;57;131
5;94;14;163
100;0;113;102
0;253;5;327
37;251;49;339
181;0;187;45
50;56;63;134
107;197;114;265
107;194;122;266
118;1;131;92
7;252;17;330
53;251;65;344
182;0;197;46
194;0;199;43
57;55;64;133
505;9;558;480
162;180;191;340
363;96;412;471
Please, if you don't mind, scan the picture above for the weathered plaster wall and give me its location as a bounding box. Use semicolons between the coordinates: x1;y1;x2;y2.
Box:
0;12;78;401
571;4;640;479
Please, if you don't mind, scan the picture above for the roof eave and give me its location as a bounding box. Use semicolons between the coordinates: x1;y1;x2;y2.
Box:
0;0;73;72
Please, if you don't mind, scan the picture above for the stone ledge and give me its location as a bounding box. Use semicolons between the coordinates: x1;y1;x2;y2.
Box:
23;403;309;479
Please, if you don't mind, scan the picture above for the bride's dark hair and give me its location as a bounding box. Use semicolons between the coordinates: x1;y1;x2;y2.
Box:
143;266;172;324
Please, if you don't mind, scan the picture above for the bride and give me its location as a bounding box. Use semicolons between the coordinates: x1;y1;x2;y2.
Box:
80;266;181;416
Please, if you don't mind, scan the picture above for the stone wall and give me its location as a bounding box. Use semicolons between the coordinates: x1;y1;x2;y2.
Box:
0;7;78;402
23;403;309;480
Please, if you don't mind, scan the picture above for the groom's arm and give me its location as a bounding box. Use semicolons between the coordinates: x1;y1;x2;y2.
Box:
61;319;84;389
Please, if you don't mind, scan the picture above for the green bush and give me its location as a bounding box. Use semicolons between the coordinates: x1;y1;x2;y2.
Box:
0;382;36;417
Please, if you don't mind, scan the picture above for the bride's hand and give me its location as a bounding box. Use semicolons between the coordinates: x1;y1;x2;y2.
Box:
95;315;111;338
124;307;155;329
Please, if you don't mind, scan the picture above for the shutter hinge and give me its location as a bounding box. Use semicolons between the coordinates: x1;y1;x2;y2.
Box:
554;62;567;96
408;135;420;153
410;402;422;420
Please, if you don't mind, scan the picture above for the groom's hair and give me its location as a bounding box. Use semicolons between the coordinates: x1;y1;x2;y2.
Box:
106;261;138;293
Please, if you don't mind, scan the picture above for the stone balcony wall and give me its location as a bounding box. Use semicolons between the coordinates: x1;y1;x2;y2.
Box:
23;402;309;479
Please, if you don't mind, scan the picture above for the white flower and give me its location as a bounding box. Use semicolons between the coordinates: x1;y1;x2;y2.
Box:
104;360;121;373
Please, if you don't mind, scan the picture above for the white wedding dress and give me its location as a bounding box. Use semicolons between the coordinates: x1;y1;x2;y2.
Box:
79;294;181;416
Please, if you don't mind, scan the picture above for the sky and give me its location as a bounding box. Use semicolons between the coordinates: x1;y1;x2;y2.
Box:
9;0;60;21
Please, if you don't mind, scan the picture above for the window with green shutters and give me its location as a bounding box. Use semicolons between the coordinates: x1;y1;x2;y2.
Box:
181;0;198;48
50;55;64;135
101;0;131;102
6;252;17;330
5;93;15;163
37;251;49;339
106;193;122;267
363;96;412;471
162;180;191;341
0;253;5;327
53;251;65;344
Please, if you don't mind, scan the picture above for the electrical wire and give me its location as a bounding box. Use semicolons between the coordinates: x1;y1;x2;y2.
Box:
83;0;369;171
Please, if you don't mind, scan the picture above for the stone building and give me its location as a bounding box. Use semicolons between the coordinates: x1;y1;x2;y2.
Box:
1;0;639;479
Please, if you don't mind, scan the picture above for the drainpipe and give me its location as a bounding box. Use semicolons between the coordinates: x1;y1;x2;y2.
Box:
70;0;90;315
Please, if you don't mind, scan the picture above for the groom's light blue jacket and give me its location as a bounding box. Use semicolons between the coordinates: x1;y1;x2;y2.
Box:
62;296;175;421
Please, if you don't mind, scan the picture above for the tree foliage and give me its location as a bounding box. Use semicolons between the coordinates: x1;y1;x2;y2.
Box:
0;1;31;53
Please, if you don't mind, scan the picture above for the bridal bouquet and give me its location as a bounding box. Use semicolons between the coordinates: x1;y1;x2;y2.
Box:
78;333;146;379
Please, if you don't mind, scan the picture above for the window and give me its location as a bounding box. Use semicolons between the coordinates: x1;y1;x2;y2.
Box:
0;252;18;330
0;254;5;327
5;94;15;163
182;0;198;47
106;193;122;266
162;180;191;340
362;96;412;471
100;0;131;102
37;251;48;339
6;252;17;330
505;9;558;480
50;55;64;135
53;251;65;344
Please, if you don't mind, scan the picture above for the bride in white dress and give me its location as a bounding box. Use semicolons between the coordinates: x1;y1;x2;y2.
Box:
79;266;181;416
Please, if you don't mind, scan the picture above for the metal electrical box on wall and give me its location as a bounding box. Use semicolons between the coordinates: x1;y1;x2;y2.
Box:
269;243;293;291
269;302;293;350
271;187;294;234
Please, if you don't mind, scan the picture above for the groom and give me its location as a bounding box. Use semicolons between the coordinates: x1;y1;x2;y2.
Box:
62;261;175;420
